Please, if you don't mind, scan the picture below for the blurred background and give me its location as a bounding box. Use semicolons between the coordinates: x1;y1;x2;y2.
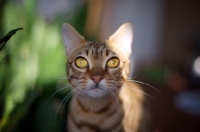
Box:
0;0;200;132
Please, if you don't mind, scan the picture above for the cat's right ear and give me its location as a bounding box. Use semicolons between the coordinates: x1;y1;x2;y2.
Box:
62;23;86;56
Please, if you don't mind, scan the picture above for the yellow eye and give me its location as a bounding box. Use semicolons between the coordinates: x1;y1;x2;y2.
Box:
75;57;88;68
107;58;119;68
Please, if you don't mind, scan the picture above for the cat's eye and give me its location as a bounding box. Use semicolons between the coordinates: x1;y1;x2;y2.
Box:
106;58;119;68
75;57;88;68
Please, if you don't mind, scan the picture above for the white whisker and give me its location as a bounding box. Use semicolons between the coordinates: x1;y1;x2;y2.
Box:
127;79;161;94
114;87;132;104
61;90;75;117
44;84;71;107
54;89;76;121
112;86;137;107
109;89;119;106
114;87;141;117
69;89;80;109
128;87;155;99
44;76;69;86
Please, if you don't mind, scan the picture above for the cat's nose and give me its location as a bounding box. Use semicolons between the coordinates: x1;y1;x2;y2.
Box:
90;75;104;84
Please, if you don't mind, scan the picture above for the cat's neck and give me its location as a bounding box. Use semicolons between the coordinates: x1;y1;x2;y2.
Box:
73;94;120;112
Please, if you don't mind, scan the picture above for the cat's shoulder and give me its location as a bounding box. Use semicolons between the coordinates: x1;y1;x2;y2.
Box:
121;81;145;100
123;81;143;91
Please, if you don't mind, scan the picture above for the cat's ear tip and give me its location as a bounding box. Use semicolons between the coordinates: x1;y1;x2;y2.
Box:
62;23;77;36
123;22;132;26
62;23;72;30
62;23;70;25
122;22;133;29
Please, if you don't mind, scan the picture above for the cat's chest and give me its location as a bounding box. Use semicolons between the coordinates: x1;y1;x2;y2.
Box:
68;96;124;131
67;82;147;132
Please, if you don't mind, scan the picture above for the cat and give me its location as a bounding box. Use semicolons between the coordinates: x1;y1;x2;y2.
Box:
62;23;152;132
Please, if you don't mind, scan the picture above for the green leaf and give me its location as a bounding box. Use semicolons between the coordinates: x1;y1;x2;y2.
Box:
0;28;23;51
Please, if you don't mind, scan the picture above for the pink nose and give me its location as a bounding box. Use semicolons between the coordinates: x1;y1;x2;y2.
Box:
90;75;104;84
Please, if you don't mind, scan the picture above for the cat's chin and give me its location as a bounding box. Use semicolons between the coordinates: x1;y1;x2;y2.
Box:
85;87;108;98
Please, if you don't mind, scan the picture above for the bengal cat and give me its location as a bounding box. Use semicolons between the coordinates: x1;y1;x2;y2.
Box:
62;23;152;132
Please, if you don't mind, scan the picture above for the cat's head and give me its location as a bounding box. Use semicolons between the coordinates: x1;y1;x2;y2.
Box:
62;23;133;98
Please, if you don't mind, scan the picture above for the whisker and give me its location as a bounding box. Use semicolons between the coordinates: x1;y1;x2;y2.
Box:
61;90;75;117
54;89;76;121
114;87;133;104
56;83;71;91
129;72;140;79
128;87;155;99
44;76;69;86
63;92;79;120
114;87;141;117
110;84;155;98
44;84;71;107
127;79;161;94
69;89;80;109
109;90;115;101
112;86;138;108
109;89;119;106
45;83;71;92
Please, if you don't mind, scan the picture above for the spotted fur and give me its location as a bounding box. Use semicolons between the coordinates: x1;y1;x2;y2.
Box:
62;23;152;132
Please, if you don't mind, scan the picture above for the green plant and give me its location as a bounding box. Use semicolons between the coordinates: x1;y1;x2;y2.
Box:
0;0;88;131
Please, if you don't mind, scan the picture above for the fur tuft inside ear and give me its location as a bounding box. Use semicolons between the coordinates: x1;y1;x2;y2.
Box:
62;23;86;57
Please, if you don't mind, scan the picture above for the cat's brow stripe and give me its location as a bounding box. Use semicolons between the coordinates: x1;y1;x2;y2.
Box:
106;49;110;56
86;41;107;57
85;49;88;56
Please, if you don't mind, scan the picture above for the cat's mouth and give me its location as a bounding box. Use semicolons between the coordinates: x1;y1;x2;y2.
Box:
85;84;107;97
88;86;105;91
88;83;104;90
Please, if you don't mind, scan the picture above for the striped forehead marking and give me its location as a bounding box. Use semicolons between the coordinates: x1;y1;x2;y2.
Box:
83;41;108;57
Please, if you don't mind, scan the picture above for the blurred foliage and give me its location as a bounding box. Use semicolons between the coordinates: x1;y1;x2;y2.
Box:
0;28;23;51
0;0;87;131
141;65;168;83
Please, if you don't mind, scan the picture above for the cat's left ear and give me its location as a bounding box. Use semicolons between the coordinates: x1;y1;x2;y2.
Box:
62;23;86;57
108;23;133;57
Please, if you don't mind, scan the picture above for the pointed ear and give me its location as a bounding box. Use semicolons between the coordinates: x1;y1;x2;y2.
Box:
108;23;133;58
62;23;86;56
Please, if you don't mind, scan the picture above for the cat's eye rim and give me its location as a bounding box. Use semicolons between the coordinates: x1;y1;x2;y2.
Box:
75;57;88;69
106;57;120;68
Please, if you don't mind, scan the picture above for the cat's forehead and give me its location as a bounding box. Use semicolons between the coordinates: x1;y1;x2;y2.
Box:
84;41;107;55
69;41;121;59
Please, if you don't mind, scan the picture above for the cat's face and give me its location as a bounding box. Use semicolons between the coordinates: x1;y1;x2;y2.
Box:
62;23;133;98
67;42;127;98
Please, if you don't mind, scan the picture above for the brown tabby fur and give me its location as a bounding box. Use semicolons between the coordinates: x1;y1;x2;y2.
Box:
62;23;152;132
